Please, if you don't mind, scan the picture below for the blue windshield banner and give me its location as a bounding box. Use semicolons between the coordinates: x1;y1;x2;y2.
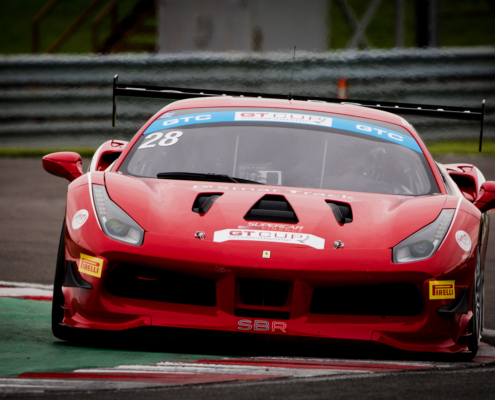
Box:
143;111;423;153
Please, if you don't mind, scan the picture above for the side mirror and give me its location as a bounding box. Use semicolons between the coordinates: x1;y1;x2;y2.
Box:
42;152;83;182
474;181;495;213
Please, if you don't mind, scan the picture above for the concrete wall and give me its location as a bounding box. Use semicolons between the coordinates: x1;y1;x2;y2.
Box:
157;0;328;52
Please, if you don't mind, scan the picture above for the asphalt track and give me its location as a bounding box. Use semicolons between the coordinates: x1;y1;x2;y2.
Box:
1;155;495;399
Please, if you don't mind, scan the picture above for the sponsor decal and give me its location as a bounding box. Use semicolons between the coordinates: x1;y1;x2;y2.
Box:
142;110;422;153
239;222;303;232
72;209;89;230
429;280;455;300
214;229;325;249
234;111;333;127
79;254;104;278
455;231;471;252
262;250;271;259
238;319;287;332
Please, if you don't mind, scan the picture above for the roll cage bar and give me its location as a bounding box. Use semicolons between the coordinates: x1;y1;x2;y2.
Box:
112;74;486;152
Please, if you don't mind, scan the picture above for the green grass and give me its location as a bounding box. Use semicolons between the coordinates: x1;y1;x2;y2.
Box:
0;0;155;54
0;297;219;377
329;0;495;49
1;140;494;159
0;148;97;158
425;140;495;156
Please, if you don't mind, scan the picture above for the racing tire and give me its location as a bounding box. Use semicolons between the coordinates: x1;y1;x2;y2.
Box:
457;251;484;361
467;249;484;357
52;220;113;343
51;219;83;342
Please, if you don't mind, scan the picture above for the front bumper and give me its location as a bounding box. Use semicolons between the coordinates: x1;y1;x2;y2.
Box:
62;229;475;354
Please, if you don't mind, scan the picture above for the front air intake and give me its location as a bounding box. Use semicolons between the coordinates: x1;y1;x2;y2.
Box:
107;264;216;306
310;283;422;316
192;193;223;213
244;195;298;223
326;201;353;224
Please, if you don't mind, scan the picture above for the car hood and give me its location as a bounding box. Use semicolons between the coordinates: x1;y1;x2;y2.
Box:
105;173;448;250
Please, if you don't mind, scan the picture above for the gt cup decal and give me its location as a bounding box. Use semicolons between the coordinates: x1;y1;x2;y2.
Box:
455;231;471;251
213;229;325;249
72;209;89;230
234;112;333;127
79;254;104;278
429;280;455;299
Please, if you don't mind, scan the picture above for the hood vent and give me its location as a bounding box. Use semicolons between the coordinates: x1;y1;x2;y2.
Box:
326;201;353;224
192;193;223;214
244;195;298;223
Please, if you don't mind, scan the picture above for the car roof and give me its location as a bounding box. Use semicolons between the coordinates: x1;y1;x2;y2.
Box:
159;96;409;127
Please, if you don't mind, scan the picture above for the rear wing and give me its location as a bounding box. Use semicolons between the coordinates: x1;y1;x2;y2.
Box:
112;74;486;152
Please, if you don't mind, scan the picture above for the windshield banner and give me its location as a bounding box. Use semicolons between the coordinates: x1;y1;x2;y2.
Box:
143;111;422;153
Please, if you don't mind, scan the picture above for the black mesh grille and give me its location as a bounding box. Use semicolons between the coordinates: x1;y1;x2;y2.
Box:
235;309;290;320
310;283;422;316
107;264;216;306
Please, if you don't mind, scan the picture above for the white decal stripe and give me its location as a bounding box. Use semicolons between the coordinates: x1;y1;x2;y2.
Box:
475;166;486;190
438;196;462;252
87;173;102;230
89;143;104;172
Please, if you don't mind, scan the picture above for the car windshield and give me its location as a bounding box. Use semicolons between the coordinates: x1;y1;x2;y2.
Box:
119;107;438;195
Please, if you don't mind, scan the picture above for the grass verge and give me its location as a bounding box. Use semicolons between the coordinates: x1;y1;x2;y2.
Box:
0;140;494;158
0;148;97;158
425;140;495;156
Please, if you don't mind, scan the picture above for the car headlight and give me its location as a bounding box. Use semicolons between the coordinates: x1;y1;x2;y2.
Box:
92;184;144;246
392;209;455;263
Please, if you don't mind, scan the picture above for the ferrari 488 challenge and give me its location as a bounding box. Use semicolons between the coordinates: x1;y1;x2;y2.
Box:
42;77;493;359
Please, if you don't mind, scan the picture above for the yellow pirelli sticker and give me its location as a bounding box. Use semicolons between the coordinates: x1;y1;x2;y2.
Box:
429;280;455;300
79;254;104;278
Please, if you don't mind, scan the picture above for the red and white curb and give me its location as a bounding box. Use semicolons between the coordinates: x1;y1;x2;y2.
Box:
2;282;495;393
3;347;495;393
0;281;52;301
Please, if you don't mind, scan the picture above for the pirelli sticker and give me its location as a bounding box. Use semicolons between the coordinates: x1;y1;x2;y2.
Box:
429;280;455;300
79;254;104;278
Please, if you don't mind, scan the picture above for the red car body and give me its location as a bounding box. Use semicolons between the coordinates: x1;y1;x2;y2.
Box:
44;95;493;356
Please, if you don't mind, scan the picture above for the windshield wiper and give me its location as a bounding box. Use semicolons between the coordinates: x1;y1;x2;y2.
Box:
157;172;264;185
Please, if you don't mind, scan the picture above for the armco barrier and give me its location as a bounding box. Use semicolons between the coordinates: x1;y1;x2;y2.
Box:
0;47;494;148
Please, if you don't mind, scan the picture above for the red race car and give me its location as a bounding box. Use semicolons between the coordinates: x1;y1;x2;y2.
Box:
43;76;492;359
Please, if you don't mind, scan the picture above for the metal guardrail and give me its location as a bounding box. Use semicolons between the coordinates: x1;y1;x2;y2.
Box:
0;47;494;148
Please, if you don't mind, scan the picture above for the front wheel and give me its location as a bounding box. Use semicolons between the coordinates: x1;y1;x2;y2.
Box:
51;220;79;341
457;251;484;361
468;250;484;356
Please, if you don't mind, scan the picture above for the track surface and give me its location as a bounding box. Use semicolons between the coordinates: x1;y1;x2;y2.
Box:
1;155;495;399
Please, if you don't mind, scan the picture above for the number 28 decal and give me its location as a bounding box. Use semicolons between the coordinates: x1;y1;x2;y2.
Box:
138;131;183;149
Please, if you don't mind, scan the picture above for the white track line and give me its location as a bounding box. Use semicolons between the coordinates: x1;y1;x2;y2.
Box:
0;288;52;298
76;363;372;377
243;356;457;368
